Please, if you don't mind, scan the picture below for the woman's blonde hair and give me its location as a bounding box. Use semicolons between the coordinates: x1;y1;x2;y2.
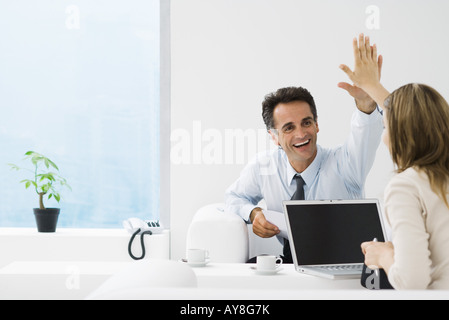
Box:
386;83;449;207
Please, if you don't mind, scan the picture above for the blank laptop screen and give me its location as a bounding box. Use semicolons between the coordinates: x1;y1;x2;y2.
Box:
285;202;385;266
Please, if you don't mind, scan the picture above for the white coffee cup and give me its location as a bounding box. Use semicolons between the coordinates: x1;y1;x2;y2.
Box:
187;248;209;263
256;255;283;271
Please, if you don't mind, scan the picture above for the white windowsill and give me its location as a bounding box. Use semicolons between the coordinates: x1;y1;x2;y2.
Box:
0;227;139;237
0;227;170;268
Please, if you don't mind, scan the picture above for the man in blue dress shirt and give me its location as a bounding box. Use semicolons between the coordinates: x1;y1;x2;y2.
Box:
225;46;384;262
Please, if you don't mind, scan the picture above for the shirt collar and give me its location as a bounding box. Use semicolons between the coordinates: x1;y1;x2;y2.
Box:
286;145;323;187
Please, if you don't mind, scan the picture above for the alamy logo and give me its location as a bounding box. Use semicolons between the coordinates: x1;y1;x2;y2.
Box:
66;5;81;30
364;268;381;290
170;121;274;165
366;5;380;30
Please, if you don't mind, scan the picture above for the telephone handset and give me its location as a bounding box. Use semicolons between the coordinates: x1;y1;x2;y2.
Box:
123;218;163;234
123;218;163;260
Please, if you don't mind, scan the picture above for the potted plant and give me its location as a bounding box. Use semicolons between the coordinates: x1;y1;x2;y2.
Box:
9;151;71;232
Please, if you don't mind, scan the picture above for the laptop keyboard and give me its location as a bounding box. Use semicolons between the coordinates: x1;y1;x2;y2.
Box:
316;265;363;273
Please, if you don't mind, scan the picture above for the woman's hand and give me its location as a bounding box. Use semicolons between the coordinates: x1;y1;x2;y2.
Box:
340;34;381;90
361;241;395;274
340;34;390;109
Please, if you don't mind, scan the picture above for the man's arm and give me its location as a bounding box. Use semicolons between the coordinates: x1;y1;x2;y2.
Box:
336;107;383;193
225;185;280;238
224;158;280;238
224;155;267;221
250;208;280;238
338;82;378;114
333;34;385;191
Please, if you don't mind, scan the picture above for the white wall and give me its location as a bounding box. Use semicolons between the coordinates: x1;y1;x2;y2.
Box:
170;0;449;260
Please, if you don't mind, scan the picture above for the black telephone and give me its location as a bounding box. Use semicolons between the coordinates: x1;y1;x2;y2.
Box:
123;218;163;260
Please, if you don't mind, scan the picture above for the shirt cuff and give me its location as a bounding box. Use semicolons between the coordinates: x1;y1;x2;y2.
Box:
240;204;258;223
354;106;383;125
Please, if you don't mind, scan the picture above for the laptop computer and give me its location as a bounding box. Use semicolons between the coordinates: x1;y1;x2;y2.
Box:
283;199;387;280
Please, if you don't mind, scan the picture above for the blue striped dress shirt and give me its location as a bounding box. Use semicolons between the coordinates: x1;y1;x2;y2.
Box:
225;109;384;222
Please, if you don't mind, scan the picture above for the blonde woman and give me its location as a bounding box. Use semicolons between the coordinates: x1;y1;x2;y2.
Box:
340;34;449;289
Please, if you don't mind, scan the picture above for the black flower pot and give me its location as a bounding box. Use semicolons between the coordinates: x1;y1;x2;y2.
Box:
33;208;60;233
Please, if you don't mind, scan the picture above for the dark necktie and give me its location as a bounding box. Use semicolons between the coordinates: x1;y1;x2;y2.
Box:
283;175;306;263
291;175;306;200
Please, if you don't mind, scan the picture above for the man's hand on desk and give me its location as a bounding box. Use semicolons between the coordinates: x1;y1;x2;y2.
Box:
250;207;280;238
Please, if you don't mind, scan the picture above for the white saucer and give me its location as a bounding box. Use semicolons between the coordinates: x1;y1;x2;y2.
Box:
180;258;210;267
250;266;283;275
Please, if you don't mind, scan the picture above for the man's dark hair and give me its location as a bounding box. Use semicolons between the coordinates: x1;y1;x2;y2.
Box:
262;86;317;131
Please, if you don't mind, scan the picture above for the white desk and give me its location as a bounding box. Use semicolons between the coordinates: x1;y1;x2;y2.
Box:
194;263;361;290
0;261;360;299
0;261;129;300
0;261;446;300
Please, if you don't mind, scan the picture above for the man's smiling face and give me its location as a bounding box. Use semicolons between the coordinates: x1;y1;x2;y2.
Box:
270;100;319;173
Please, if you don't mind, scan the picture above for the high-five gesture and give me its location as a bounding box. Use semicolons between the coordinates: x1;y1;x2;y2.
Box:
340;34;390;110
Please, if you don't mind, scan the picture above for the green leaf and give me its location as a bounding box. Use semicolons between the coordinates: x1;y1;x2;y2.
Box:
13;151;70;201
8;163;20;170
47;158;59;171
41;183;51;193
38;173;56;182
19;179;35;190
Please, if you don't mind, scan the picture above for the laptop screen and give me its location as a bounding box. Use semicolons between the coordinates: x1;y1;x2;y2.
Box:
285;201;386;266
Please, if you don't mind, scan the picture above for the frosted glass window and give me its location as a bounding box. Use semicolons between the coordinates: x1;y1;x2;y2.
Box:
0;1;160;228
